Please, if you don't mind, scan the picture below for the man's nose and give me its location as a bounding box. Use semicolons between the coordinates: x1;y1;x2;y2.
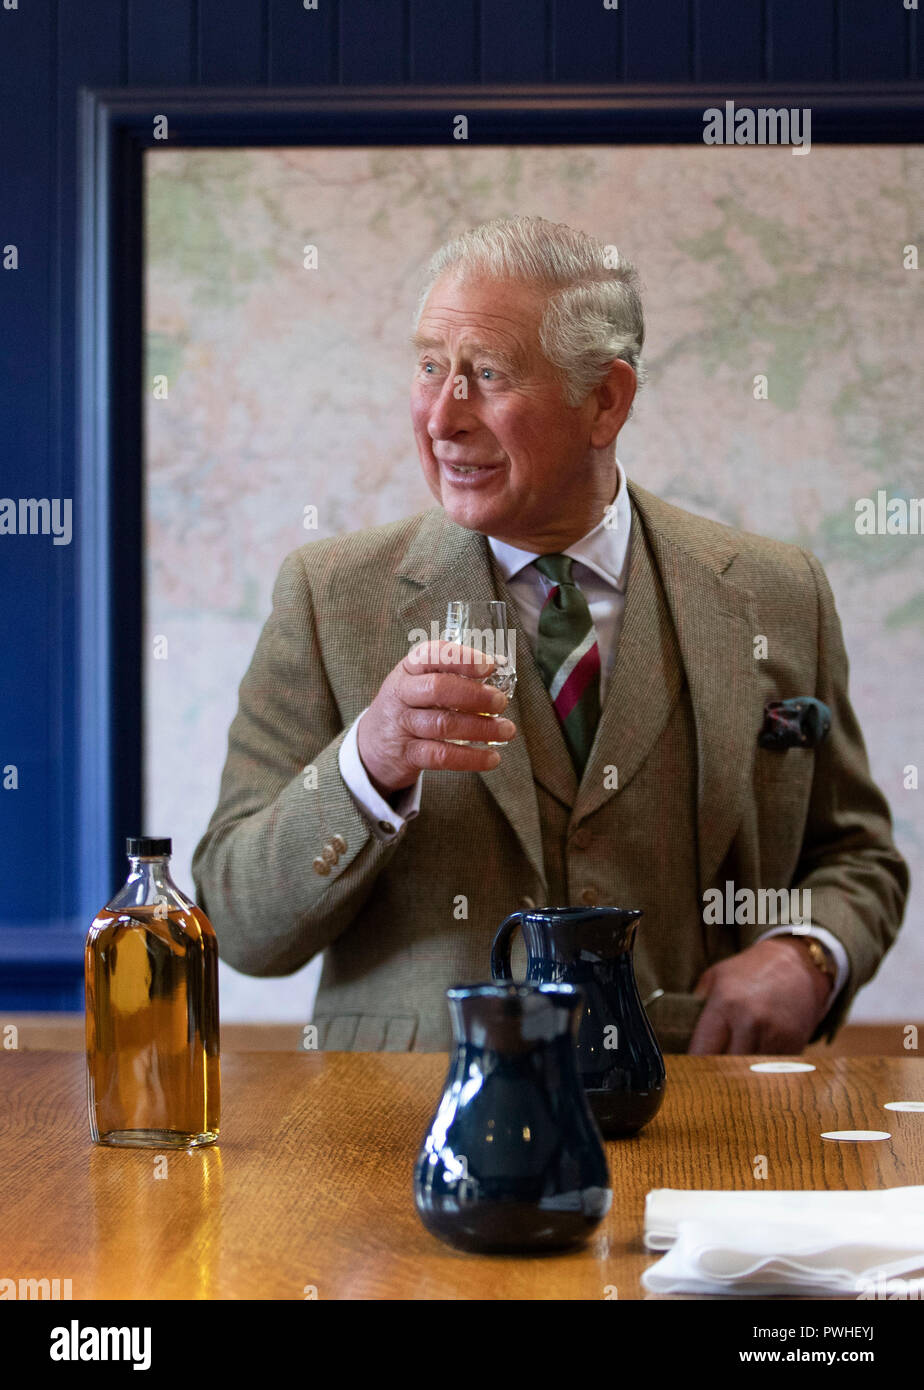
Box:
426;372;475;439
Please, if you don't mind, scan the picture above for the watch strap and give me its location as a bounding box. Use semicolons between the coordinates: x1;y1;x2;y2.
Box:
789;934;837;981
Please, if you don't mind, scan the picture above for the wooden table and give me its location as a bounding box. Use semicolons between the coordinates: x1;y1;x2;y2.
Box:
2;1052;922;1300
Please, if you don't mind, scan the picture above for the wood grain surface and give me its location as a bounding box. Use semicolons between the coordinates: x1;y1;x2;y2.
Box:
2;1052;922;1300
3;1013;920;1055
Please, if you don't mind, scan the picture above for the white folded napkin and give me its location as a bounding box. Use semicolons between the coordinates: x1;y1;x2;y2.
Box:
642;1187;924;1296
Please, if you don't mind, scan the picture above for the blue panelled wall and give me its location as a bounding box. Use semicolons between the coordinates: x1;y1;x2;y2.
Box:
0;0;921;1008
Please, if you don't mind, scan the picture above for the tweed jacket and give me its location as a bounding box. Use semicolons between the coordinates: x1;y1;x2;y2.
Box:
191;480;909;1052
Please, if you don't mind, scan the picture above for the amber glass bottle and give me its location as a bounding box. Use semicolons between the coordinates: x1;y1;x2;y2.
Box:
85;837;220;1147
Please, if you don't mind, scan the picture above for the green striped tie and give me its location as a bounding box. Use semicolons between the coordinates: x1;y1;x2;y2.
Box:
533;554;601;776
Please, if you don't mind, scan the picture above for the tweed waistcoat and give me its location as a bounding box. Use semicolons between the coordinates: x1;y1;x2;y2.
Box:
491;512;709;1027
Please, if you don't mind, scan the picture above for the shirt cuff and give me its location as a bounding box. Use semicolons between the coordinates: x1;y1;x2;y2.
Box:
753;924;850;1004
338;708;423;842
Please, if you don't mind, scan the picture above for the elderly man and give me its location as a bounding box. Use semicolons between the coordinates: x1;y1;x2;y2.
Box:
192;215;908;1055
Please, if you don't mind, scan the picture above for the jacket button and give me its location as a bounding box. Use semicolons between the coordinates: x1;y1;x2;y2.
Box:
321;843;338;865
519;895;536;910
331;834;347;853
313;857;332;877
571;828;592;850
378;820;396;835
580;887;599;906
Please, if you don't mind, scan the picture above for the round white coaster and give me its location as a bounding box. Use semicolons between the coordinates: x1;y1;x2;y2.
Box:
749;1061;816;1073
821;1130;891;1142
883;1101;924;1113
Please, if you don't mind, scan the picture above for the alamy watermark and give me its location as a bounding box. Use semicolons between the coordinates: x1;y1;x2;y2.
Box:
1;1275;72;1299
49;1321;151;1370
703;882;812;926
855;489;924;535
703;101;811;155
856;1269;923;1300
0;497;72;546
407;621;516;669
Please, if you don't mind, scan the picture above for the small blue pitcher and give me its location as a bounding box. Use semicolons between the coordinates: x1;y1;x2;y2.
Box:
491;905;666;1137
413;982;612;1254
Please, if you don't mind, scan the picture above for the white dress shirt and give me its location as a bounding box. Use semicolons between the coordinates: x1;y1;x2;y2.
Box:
336;458;848;1003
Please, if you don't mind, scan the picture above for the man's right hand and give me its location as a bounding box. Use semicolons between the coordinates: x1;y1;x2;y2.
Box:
356;640;517;797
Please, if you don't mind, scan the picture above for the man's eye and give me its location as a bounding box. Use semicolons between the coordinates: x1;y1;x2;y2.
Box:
419;360;499;380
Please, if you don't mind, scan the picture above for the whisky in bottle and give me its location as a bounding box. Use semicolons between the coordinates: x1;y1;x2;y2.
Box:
85;836;220;1147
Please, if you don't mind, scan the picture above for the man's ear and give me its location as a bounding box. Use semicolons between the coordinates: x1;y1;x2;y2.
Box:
589;360;637;449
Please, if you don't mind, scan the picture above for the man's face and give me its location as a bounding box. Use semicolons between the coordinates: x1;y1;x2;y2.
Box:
409;271;626;551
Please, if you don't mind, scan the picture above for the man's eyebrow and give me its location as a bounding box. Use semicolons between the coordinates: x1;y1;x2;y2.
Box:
409;333;523;371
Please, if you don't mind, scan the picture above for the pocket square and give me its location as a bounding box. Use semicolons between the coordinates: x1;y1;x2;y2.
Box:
758;697;831;750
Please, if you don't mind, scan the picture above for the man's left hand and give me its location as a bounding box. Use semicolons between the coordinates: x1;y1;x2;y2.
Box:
688;937;833;1054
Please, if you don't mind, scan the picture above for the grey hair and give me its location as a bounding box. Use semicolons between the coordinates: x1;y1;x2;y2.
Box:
412;215;646;409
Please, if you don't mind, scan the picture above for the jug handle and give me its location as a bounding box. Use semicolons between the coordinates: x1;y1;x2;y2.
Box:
490;912;523;980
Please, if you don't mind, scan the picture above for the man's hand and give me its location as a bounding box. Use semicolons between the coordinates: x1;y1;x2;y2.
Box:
356;640;516;797
688;937;834;1054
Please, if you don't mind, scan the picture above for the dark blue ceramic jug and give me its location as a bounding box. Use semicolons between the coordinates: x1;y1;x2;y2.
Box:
413;982;612;1254
491;905;666;1137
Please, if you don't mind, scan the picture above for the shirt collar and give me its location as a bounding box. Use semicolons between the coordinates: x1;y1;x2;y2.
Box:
486;457;632;593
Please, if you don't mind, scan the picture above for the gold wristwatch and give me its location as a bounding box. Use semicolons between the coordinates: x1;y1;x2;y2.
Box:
788;934;837;984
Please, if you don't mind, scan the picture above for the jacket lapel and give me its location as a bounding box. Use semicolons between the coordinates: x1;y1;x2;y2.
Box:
626;482;760;895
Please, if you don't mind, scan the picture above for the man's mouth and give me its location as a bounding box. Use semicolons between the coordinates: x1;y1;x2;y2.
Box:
439;459;502;475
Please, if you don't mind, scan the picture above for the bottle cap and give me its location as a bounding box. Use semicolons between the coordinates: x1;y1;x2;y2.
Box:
126;836;172;857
